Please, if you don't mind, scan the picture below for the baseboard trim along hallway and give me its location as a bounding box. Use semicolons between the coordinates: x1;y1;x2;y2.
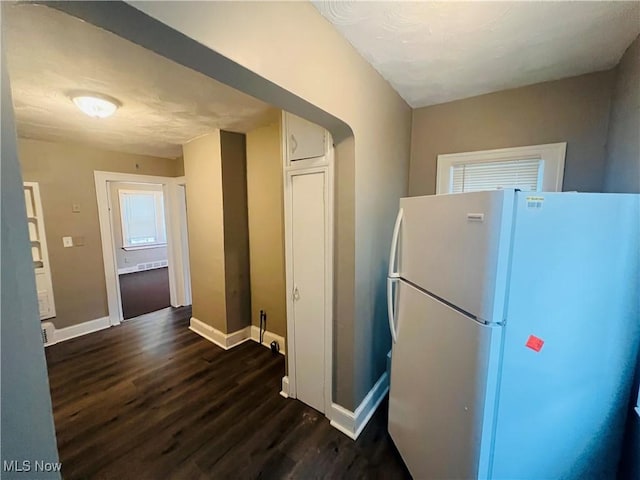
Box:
43;316;111;346
250;325;286;355
280;376;290;398
189;317;252;350
330;371;390;440
189;317;286;354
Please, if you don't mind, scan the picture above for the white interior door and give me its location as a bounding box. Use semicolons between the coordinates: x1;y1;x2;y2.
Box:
291;171;326;412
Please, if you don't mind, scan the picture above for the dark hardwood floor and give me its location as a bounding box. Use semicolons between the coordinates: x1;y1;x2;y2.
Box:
45;307;410;479
119;267;171;319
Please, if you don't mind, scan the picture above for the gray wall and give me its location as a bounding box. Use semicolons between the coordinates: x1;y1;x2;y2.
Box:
220;131;252;333
182;131;227;332
1;19;60;478
182;130;252;335
18;138;182;329
410;70;615;196
604;35;640;194
604;34;640;480
245;121;287;337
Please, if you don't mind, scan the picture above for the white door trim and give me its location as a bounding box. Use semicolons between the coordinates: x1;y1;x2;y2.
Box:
94;171;190;326
169;177;192;307
282;126;334;418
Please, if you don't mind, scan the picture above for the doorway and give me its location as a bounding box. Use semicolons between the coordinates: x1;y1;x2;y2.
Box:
95;171;192;326
109;181;171;320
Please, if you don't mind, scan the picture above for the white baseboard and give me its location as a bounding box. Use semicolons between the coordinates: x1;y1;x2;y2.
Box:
329;403;357;439
44;316;111;346
250;325;286;355
117;259;168;275
190;318;287;355
227;325;253;348
329;371;389;440
189;317;252;350
44;315;286;353
280;376;290;398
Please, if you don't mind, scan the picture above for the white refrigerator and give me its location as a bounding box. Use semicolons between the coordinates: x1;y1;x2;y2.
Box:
387;190;640;480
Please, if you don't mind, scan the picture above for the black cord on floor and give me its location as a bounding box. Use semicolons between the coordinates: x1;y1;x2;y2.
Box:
259;310;265;345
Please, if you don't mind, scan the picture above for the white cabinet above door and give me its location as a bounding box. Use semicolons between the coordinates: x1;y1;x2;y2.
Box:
284;112;326;162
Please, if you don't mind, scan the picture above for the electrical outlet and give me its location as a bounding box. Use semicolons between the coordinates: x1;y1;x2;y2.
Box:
72;204;81;213
73;236;85;246
62;236;73;248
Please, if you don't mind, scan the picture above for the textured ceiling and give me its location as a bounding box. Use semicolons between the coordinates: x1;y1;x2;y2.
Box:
4;4;278;159
313;1;640;108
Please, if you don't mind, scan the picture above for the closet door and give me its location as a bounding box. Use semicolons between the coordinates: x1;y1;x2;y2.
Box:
291;171;326;412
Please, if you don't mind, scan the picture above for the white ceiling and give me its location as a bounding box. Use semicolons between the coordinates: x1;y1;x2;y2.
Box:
313;1;640;108
4;4;278;159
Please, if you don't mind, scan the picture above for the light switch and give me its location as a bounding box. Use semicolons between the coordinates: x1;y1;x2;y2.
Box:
62;236;73;248
72;204;81;213
73;236;85;246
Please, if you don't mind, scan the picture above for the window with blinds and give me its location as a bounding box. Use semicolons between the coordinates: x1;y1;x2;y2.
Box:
119;190;167;249
450;158;542;193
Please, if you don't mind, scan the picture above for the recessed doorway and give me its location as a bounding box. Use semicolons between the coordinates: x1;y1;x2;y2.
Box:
95;171;191;325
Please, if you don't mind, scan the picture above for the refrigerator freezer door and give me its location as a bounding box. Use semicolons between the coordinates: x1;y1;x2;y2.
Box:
491;192;640;480
399;190;514;323
388;280;502;480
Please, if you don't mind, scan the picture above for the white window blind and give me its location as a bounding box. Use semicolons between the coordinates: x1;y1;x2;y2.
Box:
451;158;542;194
436;143;566;194
119;190;166;248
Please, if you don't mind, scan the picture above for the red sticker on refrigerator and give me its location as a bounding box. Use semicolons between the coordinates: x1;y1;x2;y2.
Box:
525;335;544;352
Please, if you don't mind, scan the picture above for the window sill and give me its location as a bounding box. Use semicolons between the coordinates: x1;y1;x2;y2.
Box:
122;244;166;251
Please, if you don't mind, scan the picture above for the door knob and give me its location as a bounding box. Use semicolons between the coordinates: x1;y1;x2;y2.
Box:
293;286;300;301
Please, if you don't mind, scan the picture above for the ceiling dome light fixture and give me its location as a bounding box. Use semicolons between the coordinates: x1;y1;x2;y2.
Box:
70;92;121;118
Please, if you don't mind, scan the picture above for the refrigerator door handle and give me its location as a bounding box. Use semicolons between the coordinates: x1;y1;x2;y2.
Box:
388;208;404;278
387;277;399;343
